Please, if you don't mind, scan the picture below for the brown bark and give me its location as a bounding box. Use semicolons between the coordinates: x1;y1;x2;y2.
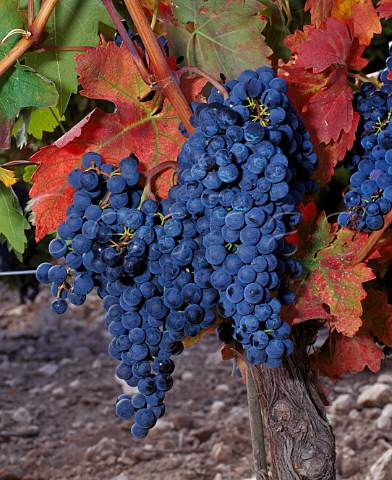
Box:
250;327;336;480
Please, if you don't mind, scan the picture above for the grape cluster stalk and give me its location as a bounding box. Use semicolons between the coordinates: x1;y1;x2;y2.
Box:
36;67;318;437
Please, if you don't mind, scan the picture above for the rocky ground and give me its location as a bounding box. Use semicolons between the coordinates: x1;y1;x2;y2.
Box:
1;281;392;480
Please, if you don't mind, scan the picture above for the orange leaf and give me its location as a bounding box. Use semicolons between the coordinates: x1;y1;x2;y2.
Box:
332;0;382;45
0;167;16;187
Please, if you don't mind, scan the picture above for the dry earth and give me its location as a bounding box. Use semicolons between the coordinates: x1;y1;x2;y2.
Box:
1;282;392;480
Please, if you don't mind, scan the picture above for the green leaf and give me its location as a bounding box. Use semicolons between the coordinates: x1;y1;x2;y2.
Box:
259;0;291;63
166;0;272;80
23;165;37;183
0;184;30;254
0;65;59;121
22;0;115;115
28;106;65;140
0;0;27;55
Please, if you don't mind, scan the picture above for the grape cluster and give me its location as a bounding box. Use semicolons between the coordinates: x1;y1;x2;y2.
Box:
172;66;317;367
338;55;392;231
36;152;218;438
36;66;318;437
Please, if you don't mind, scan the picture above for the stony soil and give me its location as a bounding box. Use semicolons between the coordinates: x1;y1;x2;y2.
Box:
1;282;392;480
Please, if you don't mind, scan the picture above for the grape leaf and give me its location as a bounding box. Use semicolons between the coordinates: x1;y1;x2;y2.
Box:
13;106;65;142
165;0;272;80
22;0;114;115
0;184;30;254
331;0;381;46
377;0;392;18
362;288;392;347
259;0;291;63
0;168;16;187
282;19;367;155
311;329;384;381
313;112;359;184
296;18;368;73
306;67;354;144
304;0;333;27
368;232;392;277
29;43;184;241
285;210;376;337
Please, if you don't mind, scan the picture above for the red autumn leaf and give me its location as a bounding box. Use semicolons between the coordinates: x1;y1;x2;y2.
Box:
296;18;368;73
377;0;392;18
311;329;384;382
304;0;334;27
285;201;318;249
362;288;392;347
179;75;208;103
284;24;315;54
368;232;392;277
306;67;353;143
313;112;359;184
283;19;366;151
30;43;184;241
280;64;328;113
331;0;381;46
284;211;376;336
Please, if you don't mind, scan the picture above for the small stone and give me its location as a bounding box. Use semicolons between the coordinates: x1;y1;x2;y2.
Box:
181;371;194;381
154;419;175;431
215;384;230;393
37;362;58;376
366;448;392;480
330;394;353;415
376;404;392;430
84;437;118;462
11;407;32;424
69;379;80;389
377;373;392;384
52;387;66;397
92;358;102;369
357;383;392;408
211;442;232;463
213;474;223;480
110;474;130;480
348;409;361;419
210;400;225;415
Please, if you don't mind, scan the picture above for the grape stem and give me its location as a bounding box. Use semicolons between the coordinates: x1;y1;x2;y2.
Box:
348;72;380;88
0;0;59;77
350;208;392;266
176;66;229;99
122;0;194;133
140;160;178;202
150;0;159;31
28;0;34;28
101;0;153;86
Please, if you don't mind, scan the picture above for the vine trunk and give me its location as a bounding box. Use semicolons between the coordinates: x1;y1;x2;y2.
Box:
250;327;336;479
